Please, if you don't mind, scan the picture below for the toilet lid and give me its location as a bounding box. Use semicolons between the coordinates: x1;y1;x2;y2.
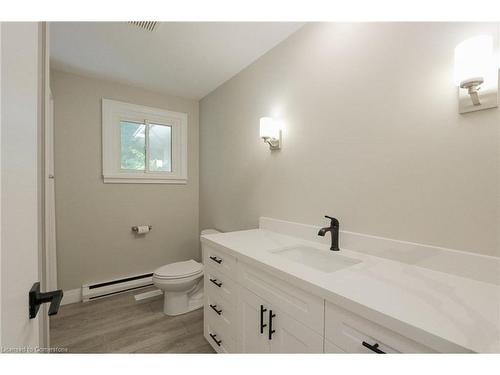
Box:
154;260;203;279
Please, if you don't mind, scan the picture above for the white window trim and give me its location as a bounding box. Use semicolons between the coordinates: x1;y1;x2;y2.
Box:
102;98;188;184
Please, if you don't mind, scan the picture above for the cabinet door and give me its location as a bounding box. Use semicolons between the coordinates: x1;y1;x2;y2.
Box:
238;287;271;353
269;307;324;353
324;339;345;353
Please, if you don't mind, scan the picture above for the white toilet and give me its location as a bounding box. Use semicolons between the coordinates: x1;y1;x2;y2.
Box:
153;229;219;316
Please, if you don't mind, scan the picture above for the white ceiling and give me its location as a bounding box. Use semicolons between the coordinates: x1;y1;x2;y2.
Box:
50;22;304;99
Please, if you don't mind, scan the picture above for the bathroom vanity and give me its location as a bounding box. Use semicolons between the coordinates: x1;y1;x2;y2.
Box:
201;218;500;353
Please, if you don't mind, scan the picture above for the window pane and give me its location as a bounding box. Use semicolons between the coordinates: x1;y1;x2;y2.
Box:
149;123;172;172
120;121;145;170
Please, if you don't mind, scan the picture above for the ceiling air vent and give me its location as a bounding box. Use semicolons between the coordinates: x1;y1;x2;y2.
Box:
128;21;158;32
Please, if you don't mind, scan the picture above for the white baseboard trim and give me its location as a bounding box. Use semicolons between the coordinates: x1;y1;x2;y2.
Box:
61;288;82;306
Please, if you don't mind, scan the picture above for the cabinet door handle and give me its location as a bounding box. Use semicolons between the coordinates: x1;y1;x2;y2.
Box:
209;333;222;346
260;305;267;334
362;341;385;354
209;256;222;264
210;304;222;315
268;310;276;340
209;278;222;287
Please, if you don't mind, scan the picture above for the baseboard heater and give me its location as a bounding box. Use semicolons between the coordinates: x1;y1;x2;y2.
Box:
81;272;154;302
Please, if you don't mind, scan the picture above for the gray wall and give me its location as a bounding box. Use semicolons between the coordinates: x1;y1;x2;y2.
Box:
52;70;199;290
200;23;500;257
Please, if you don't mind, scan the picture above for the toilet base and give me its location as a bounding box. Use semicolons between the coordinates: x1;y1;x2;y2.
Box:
163;291;203;316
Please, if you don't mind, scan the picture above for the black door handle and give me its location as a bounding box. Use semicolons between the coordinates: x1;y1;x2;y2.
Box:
362;341;386;354
210;304;222;315
260;305;267;334
29;282;63;319
268;310;276;340
209;256;222;264
209;278;222;287
209;333;222;346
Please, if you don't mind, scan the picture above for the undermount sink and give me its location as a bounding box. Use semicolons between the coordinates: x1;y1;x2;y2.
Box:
270;245;361;273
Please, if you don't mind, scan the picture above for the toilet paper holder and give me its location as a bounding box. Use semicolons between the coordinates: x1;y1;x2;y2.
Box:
131;225;153;233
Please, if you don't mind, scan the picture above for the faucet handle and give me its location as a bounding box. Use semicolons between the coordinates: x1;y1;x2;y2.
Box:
324;215;339;226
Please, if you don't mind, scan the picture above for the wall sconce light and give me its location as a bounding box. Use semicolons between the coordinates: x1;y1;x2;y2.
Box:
454;35;498;113
260;117;282;150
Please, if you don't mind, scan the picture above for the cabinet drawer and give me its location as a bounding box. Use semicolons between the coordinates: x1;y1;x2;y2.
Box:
205;267;237;303
205;292;237;335
205;314;237;353
325;301;435;353
203;244;237;279
238;262;324;334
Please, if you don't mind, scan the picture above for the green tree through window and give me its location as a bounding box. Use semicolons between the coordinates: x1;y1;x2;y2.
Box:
120;121;145;170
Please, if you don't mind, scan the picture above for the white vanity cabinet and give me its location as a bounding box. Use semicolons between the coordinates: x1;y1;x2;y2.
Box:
203;243;324;353
203;244;239;353
238;287;272;353
324;301;436;353
237;261;324;353
238;285;324;353
202;241;466;354
265;306;324;353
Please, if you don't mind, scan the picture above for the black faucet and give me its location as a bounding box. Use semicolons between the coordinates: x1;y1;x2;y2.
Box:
318;215;340;251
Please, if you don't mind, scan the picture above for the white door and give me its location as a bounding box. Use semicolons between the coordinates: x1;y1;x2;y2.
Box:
238;287;271;353
42;23;57;348
0;22;52;351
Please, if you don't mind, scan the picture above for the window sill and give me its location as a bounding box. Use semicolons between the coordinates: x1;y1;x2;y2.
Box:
103;175;187;184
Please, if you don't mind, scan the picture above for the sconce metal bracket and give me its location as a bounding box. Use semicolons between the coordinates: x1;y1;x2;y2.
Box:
460;78;484;106
263;136;281;150
458;75;498;114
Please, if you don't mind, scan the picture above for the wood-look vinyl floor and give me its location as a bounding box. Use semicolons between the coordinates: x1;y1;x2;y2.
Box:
50;287;214;353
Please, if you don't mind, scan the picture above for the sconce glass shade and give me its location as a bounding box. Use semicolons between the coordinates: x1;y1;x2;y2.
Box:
259;117;280;139
454;35;493;86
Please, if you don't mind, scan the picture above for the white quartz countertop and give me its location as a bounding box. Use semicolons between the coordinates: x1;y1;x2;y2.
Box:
201;228;500;353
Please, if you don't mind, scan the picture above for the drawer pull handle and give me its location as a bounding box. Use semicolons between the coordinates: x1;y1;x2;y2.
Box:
210;304;222;315
209;278;222;287
209;333;222;346
362;341;385;354
260;305;267;334
268;310;276;340
209;256;222;264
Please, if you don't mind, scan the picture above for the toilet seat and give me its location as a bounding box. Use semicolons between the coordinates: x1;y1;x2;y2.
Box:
153;259;203;280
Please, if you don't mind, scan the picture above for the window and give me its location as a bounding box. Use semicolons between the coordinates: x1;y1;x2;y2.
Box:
102;99;187;183
119;121;172;172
